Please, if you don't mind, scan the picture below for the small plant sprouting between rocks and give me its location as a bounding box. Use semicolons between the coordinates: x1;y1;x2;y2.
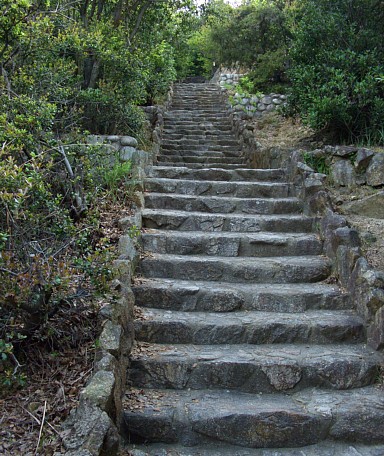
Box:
303;152;330;175
128;225;141;239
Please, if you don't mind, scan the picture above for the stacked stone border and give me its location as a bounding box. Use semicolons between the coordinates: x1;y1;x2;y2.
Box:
288;152;384;352
58;86;172;454
212;68;287;118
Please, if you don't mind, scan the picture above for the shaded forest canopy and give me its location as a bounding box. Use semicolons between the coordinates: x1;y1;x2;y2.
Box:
0;0;383;390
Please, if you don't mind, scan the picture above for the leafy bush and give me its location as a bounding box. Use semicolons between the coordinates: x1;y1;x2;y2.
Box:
287;0;384;144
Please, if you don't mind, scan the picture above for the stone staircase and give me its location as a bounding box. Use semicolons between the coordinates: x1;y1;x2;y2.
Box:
122;83;384;455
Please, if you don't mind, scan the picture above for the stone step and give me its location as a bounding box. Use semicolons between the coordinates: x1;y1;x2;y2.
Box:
142;209;316;233
135;308;364;345
138;254;331;283
155;162;246;170
162;137;239;144
156;155;243;165
122;387;384;449
144;178;290;198
170;106;225;111
148;166;286;181
129;343;380;392
164;117;232;124
133;279;350;312
163;126;233;134
162;139;240;148
164;114;230;121
169;106;226;111
141;231;322;256
144;194;302;215
160;147;241;155
125;442;384;456
163;133;238;140
159;149;240;158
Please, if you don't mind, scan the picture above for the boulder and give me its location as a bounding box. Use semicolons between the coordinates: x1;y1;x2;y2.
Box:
354;148;375;173
330;160;356;187
261;96;272;104
119;146;136;162
366;153;384;186
368;306;384;350
120;136;138;147
330;145;358;157
343;191;384;219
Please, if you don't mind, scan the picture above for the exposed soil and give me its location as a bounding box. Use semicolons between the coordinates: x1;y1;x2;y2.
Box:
251;111;318;150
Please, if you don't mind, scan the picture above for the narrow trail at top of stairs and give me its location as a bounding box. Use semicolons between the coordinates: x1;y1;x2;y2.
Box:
122;83;384;456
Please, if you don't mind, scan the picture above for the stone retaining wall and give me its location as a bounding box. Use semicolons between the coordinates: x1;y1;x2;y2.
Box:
289;151;384;351
214;69;287;118
229;92;287;119
58;134;155;455
58;87;171;455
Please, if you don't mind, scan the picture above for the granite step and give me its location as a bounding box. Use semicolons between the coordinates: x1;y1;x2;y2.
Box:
154;162;246;170
144;178;290;198
161;144;241;153
138;254;331;283
122;387;384;448
162;138;239;146
164;131;237;142
163;126;233;134
142;209;316;232
164;118;232;125
141;231;322;256
133;279;350;312
125;442;384;456
135;308;364;345
148;166;285;181
129;343;381;392
159;149;240;158
144;191;294;220
156;155;243;165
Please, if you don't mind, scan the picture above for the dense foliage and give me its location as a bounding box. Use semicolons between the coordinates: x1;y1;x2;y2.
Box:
287;0;384;143
0;0;196;390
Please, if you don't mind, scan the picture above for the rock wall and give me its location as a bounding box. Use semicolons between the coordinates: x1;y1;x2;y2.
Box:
288;151;384;351
59;134;154;456
213;69;287;118
229;92;287;119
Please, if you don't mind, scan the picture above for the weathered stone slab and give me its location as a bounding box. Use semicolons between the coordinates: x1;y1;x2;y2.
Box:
139;253;331;284
144;178;290;198
130;343;380;392
366;153;384;186
122;387;384;448
142;209;314;233
133;279;350;312
141;231;322;257
134;309;364;345
343;191;384;219
144;194;302;215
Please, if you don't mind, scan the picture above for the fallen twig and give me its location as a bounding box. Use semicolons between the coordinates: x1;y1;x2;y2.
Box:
35;400;47;455
22;405;60;437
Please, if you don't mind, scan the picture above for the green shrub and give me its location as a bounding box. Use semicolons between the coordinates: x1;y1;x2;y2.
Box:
287;0;384;144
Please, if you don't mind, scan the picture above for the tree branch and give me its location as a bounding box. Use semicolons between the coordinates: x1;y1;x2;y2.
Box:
129;0;152;42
